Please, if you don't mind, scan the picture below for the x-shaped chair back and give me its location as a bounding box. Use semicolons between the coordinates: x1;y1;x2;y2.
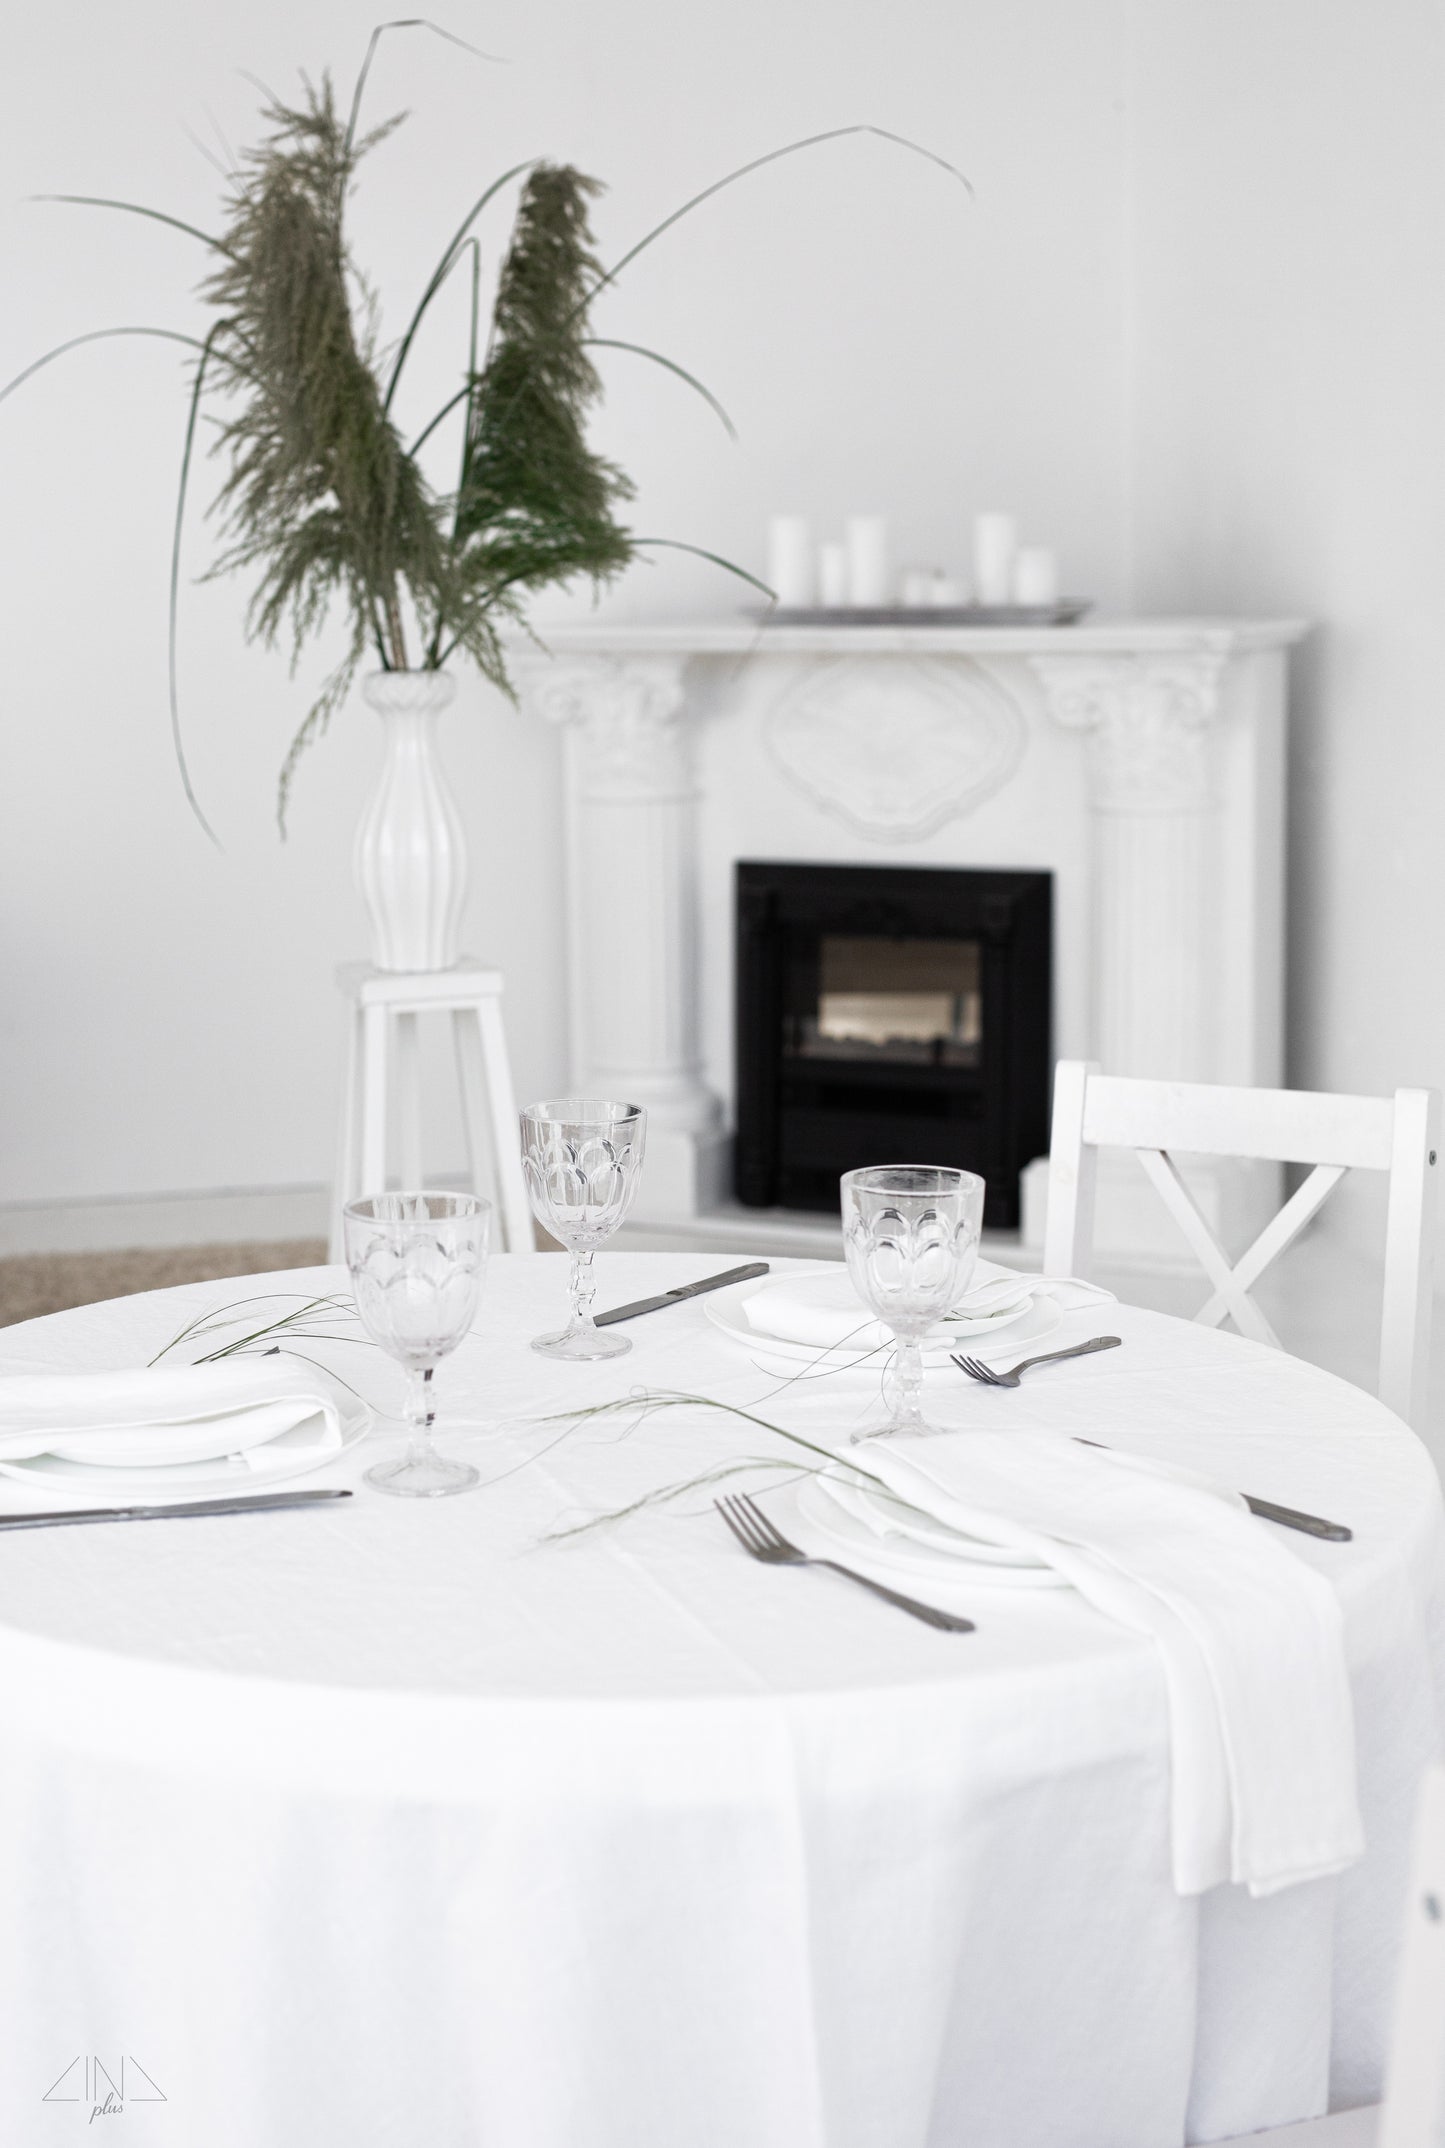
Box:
1043;1062;1440;1427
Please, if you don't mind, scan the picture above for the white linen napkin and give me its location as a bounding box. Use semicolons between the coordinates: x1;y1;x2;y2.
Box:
844;1432;1363;1898
0;1360;344;1471
741;1260;1114;1353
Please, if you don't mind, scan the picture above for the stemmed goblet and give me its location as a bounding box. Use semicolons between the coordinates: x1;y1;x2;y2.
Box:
841;1164;984;1440
520;1100;646;1359
344;1191;490;1496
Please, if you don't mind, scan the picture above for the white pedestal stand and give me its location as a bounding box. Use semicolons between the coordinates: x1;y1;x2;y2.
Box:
329;960;532;1260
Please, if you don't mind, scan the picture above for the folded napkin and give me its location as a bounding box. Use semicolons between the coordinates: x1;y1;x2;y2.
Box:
741;1260;1114;1353
0;1360;344;1473
845;1433;1363;1897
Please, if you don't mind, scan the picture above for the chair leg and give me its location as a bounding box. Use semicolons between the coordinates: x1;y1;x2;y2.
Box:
1043;1058;1100;1276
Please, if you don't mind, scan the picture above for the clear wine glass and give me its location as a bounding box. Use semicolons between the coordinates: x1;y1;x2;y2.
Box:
520;1100;647;1360
343;1191;490;1497
841;1165;984;1440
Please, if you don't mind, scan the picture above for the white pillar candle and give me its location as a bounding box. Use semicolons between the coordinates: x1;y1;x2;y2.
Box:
972;512;1018;606
818;541;849;608
766;515;815;608
845;515;890;607
1014;545;1060;606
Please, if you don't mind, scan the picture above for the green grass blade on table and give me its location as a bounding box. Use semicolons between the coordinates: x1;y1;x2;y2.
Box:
528;1388;946;1543
149;1291;365;1365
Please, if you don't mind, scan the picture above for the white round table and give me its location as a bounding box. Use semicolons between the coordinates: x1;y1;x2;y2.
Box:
0;1252;1439;2148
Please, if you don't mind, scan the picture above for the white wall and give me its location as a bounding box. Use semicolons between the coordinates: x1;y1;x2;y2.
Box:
0;0;1134;1235
1126;0;1445;1243
8;0;1443;1249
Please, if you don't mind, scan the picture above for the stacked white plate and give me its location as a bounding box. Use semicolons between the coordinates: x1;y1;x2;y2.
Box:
705;1263;1062;1379
789;1467;1067;1589
0;1367;371;1500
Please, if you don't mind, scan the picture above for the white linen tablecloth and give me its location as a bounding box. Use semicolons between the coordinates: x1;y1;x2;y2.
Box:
0;1252;1440;2148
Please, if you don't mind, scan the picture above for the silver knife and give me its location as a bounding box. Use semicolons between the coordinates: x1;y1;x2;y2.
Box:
594;1262;771;1327
0;1488;354;1530
1073;1440;1350;1541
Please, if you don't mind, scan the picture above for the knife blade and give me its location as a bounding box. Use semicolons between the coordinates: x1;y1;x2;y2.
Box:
594;1262;771;1327
0;1487;354;1530
1073;1439;1351;1541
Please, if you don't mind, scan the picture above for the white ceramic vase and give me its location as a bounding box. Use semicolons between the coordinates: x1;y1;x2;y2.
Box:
354;670;467;973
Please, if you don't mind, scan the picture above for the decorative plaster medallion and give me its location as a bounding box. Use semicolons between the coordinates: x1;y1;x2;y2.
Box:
763;657;1027;841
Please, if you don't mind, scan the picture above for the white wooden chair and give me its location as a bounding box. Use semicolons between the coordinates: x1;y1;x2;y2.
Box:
1043;1062;1440;1427
1213;1763;1445;2146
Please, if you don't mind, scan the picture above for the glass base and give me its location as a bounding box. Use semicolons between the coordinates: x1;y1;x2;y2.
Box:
849;1415;942;1444
531;1324;631;1361
364;1449;481;1498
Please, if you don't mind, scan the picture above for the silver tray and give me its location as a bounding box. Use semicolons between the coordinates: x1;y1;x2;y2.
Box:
747;601;1091;627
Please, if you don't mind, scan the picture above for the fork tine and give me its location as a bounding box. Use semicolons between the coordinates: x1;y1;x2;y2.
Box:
952;1352;1001;1385
715;1498;760;1555
734;1491;787;1552
720;1494;770;1555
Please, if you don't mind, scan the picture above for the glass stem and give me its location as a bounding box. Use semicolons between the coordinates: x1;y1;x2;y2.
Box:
568;1247;597;1334
403;1364;437;1466
890;1336;926;1434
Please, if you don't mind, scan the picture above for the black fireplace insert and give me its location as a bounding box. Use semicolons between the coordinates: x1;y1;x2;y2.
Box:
734;861;1052;1230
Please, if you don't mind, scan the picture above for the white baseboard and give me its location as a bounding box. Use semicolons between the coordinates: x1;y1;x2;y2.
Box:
0;1185;332;1257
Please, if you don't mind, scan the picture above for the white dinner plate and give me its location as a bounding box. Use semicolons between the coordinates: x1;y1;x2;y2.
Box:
0;1379;372;1499
790;1473;1069;1589
740;1268;1039;1349
705;1276;1061;1372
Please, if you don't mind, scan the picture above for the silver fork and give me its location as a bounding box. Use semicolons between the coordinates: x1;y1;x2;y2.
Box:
952;1334;1123;1388
714;1492;974;1632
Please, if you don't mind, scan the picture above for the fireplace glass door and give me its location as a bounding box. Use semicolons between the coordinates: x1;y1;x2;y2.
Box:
736;862;1051;1230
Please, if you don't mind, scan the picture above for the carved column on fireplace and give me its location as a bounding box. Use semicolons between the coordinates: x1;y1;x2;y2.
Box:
1028;652;1225;1082
514;652;726;1218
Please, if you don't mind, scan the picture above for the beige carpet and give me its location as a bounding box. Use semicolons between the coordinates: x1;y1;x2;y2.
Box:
0;1240;329;1329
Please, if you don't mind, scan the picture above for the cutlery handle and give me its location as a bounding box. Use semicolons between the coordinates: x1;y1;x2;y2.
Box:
669;1262;770;1301
0;1488;353;1529
1243;1494;1353;1543
1072;1440;1352;1542
816;1559;974;1632
1013;1335;1122;1376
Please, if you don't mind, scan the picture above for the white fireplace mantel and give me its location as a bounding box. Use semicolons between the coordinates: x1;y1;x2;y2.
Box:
515;617;1307;1251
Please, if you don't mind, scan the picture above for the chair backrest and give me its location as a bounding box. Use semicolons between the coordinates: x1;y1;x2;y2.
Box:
1380;1763;1445;2147
1043;1061;1440;1426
